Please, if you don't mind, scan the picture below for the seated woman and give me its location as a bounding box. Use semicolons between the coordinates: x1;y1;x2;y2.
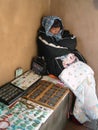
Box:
37;16;98;124
37;16;79;76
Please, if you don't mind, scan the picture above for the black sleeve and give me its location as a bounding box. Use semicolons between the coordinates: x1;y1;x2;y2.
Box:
62;30;73;37
37;33;71;58
58;30;77;50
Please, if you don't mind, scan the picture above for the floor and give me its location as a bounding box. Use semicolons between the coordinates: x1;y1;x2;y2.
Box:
64;118;97;130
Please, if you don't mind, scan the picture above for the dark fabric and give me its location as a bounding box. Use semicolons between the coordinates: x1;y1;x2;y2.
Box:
58;37;77;50
37;27;77;76
37;27;77;53
72;49;87;63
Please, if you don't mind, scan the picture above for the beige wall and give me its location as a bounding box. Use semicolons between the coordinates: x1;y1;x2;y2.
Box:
0;0;50;85
50;0;98;93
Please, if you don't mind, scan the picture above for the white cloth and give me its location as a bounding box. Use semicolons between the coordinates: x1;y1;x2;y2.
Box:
59;61;98;123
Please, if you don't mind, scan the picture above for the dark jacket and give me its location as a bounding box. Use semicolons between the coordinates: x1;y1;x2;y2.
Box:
37;27;77;76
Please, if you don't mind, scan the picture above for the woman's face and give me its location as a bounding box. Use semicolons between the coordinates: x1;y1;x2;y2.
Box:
49;27;60;35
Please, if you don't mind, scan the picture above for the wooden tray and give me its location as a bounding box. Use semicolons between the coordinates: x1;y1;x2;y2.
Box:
23;80;69;109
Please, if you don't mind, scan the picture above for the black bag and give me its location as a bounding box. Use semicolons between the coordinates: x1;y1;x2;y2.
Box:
31;56;47;75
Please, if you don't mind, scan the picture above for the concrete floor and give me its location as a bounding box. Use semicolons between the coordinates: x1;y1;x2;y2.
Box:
64;118;97;130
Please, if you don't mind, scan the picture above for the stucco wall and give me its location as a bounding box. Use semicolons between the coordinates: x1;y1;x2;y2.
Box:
0;0;50;85
50;0;98;93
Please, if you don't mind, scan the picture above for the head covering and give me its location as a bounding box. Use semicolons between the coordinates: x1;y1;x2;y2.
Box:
42;16;63;41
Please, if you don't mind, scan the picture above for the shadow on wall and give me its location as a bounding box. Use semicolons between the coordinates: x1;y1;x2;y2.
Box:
93;0;98;9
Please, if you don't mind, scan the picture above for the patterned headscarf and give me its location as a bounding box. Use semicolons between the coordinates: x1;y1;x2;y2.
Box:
42;16;63;41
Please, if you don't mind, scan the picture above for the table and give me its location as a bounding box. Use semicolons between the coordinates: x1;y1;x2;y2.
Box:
0;76;72;130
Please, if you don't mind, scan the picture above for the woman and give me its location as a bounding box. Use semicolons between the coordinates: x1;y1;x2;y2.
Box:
37;16;78;76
